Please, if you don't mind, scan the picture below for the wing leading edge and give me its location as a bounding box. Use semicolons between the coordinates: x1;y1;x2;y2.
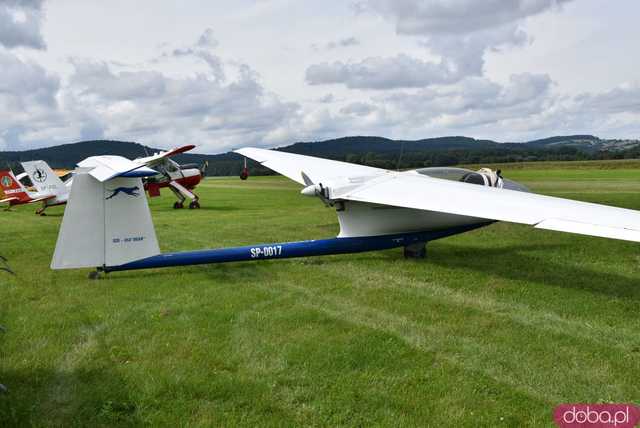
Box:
235;147;386;185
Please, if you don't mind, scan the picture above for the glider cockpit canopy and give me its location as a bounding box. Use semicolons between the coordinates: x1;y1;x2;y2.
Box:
415;167;530;193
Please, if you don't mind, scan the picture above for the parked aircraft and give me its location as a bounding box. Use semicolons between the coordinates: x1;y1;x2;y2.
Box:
49;148;640;277
0;162;68;214
143;157;207;209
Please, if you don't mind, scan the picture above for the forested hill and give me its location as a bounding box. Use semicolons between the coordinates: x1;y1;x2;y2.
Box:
1;135;639;176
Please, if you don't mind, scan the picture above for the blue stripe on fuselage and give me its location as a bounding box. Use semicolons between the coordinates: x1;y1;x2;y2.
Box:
104;222;492;272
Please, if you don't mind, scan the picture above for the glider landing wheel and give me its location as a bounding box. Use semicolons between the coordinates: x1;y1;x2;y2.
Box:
189;201;200;209
88;270;100;280
173;202;184;209
35;208;46;216
404;242;426;259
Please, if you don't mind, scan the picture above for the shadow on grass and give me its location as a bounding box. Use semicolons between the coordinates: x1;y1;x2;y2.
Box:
426;243;640;300
96;240;639;300
0;367;141;427
151;205;242;213
103;259;269;284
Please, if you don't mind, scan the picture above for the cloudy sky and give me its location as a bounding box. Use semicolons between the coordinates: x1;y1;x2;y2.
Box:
1;0;639;153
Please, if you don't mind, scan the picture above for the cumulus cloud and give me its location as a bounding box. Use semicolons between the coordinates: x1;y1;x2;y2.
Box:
575;85;640;114
0;0;46;49
3;1;640;152
62;60;300;151
306;54;458;89
163;28;225;81
379;73;554;129
358;0;571;35
309;1;566;91
0;51;62;149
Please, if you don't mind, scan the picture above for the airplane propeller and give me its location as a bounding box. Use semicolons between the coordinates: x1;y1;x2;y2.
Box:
200;161;208;177
300;171;332;206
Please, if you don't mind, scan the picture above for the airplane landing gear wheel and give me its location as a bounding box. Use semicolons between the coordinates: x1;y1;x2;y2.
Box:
404;242;426;259
173;201;184;209
189;201;200;209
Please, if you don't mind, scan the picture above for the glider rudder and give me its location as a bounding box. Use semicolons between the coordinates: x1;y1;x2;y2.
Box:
51;169;160;269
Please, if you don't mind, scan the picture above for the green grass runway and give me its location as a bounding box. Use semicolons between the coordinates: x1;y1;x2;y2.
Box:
1;164;639;426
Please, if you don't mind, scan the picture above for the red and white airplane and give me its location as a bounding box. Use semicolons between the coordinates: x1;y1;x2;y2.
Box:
143;157;207;209
0;162;70;214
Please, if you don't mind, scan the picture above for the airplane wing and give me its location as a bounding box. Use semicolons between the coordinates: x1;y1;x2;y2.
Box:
134;145;196;167
0;194;54;205
237;147;640;243
235;147;386;185
78;145;195;183
31;194;57;203
336;173;640;242
0;196;19;204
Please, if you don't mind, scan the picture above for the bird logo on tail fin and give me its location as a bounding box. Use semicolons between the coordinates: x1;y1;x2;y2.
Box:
105;186;140;200
33;168;47;183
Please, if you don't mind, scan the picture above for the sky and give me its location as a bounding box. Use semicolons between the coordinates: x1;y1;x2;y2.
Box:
1;0;640;153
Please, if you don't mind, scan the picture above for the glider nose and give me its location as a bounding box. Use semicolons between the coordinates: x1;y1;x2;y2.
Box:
301;184;319;196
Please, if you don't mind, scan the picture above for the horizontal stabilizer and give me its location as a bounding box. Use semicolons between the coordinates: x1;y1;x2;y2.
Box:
78;156;158;182
119;166;158;178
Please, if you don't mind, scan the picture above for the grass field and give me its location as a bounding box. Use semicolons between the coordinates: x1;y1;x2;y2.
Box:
1;163;640;426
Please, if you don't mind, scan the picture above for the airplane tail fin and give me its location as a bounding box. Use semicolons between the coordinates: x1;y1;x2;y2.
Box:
21;161;65;195
0;170;32;202
51;169;159;269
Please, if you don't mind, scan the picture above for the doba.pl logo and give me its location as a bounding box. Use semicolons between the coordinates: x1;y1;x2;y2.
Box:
554;404;640;427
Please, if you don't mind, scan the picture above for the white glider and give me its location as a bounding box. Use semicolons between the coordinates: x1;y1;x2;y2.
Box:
49;146;640;276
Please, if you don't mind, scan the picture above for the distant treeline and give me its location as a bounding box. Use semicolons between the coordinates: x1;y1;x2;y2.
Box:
1;135;639;177
315;145;640;171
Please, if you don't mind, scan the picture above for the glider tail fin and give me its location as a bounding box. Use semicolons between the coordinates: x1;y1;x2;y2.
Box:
0;170;31;202
21;161;65;195
51;169;160;269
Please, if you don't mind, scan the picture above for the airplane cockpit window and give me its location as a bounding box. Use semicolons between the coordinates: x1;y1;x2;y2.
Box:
415;167;530;192
17;174;34;188
59;172;73;183
501;179;530;193
460;171;487;186
163;160;179;173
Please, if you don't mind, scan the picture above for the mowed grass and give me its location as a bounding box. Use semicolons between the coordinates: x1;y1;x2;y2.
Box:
1;164;640;427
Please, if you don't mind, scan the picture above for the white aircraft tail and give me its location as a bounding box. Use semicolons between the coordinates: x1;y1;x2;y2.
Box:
51;169;160;269
21;160;65;195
